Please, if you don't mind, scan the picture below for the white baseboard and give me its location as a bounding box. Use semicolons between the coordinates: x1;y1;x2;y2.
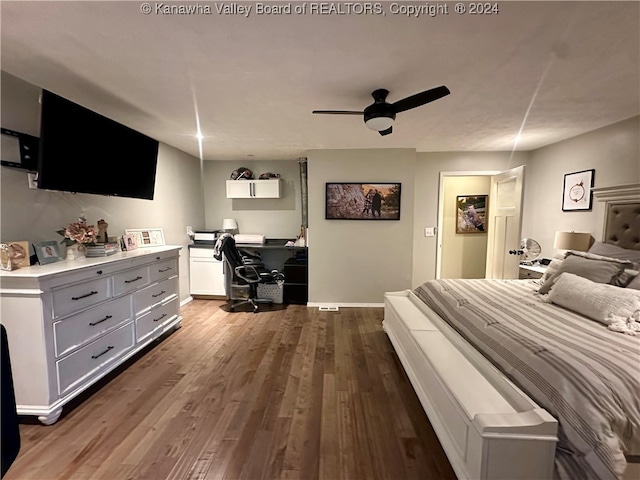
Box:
306;302;384;309
180;296;194;307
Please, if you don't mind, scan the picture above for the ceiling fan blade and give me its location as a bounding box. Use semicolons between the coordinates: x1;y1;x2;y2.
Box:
312;110;364;115
378;126;393;136
391;85;450;113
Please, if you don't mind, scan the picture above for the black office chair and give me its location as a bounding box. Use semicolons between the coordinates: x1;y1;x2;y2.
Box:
219;235;284;313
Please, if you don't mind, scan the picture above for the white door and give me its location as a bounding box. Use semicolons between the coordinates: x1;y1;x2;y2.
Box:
485;165;525;279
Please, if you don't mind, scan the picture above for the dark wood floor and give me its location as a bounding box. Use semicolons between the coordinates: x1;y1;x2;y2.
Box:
5;300;456;480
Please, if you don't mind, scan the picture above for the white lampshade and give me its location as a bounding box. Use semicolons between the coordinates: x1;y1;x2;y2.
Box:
365;116;394;131
553;231;591;252
222;218;238;232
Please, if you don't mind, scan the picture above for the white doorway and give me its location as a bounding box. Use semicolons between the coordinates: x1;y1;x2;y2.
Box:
436;171;500;279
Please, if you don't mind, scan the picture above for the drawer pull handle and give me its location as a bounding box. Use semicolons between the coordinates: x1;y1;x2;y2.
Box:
158;267;172;272
91;346;114;359
153;313;167;323
72;291;98;301
125;276;143;284
89;315;112;326
152;290;167;298
96;270;103;275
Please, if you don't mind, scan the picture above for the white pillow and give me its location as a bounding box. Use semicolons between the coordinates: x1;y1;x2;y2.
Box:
547;272;640;325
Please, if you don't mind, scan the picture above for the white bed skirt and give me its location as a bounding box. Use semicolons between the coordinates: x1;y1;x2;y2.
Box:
383;290;558;480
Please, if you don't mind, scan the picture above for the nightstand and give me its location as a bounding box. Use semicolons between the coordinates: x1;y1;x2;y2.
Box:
519;264;547;280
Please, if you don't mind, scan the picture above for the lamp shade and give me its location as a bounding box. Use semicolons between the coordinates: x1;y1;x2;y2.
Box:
365;116;394;131
222;218;238;232
553;231;591;252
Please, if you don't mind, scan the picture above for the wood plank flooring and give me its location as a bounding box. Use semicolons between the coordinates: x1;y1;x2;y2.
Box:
4;300;456;480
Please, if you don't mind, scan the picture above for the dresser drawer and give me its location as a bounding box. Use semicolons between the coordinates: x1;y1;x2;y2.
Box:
113;266;150;296
53;296;132;358
133;276;178;317
57;322;135;396
149;258;178;283
52;277;111;318
135;297;179;343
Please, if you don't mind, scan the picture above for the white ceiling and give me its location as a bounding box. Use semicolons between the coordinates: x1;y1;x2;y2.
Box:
1;1;638;161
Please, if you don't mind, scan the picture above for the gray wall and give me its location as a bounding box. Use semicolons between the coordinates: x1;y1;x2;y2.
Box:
0;72;205;303
202;160;303;238
306;149;416;305
521;116;640;259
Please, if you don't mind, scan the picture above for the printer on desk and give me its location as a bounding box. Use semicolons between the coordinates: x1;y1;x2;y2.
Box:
193;230;221;245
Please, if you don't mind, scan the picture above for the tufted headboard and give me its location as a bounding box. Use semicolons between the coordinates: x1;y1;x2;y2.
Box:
593;184;640;251
603;202;640;250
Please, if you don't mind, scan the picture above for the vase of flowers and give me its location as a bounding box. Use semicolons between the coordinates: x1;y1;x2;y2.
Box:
57;216;98;260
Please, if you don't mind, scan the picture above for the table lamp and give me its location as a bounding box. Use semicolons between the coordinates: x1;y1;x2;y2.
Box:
222;218;238;234
553;231;591;252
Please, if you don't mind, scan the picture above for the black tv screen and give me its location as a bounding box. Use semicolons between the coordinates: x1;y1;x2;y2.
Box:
38;90;159;200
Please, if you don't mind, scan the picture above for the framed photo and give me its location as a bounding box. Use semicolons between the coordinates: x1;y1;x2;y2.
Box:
456;195;488;234
1;241;30;269
34;240;62;265
124;228;165;248
122;233;138;251
325;183;401;220
562;169;594;211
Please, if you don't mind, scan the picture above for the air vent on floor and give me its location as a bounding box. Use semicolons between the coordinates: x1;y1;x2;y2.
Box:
318;305;339;312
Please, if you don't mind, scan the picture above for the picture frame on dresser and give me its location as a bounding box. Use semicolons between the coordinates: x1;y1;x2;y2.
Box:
124;228;165;248
122;233;138;251
34;240;62;265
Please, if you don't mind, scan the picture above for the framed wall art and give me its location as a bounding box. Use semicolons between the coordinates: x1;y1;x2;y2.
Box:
325;183;401;220
456;195;488;234
562;169;594;211
124;228;165;248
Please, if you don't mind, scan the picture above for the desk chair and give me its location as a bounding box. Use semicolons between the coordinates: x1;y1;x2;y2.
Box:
220;236;284;313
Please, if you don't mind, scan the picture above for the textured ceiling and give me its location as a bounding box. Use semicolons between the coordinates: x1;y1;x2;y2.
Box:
1;1;638;161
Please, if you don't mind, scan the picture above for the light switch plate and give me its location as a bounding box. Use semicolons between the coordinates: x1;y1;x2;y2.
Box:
425;227;436;237
27;172;38;189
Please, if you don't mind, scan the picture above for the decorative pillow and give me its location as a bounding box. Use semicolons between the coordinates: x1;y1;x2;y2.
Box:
588;241;640;270
618;269;640;288
565;249;633;268
547;273;640;325
538;254;625;294
627;274;640;290
539;253;566;284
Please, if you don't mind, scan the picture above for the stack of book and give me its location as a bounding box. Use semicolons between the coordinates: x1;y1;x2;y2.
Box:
85;243;119;257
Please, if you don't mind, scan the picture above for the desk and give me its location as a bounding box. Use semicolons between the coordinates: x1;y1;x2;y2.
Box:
234;239;308;305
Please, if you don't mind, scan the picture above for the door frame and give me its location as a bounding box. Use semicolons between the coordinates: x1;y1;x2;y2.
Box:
436;170;501;279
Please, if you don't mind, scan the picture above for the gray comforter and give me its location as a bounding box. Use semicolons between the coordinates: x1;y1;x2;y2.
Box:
414;279;640;480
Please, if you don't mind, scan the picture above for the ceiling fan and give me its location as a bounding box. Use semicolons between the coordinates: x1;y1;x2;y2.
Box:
312;85;450;136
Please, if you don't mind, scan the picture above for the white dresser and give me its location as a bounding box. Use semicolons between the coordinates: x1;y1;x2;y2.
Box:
0;246;182;425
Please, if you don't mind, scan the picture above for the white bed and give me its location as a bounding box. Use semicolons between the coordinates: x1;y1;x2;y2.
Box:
383;185;640;480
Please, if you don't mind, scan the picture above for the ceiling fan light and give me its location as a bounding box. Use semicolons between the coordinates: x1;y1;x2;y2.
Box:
365;116;394;131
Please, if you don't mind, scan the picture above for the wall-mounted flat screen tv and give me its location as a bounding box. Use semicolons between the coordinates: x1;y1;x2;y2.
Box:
38;90;159;200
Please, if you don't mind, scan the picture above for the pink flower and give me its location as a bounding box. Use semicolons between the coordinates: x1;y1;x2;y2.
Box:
58;217;98;246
